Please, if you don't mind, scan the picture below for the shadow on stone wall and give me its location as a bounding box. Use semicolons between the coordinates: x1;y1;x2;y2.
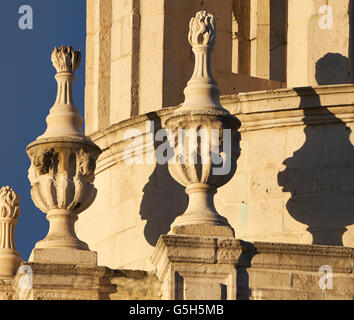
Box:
278;57;354;245
236;241;257;300
315;53;352;85
139;113;188;246
269;0;287;83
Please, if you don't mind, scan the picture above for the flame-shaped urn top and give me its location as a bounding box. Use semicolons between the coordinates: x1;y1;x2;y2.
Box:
179;11;227;112
36;46;86;141
188;10;216;47
51;45;81;73
0;186;20;220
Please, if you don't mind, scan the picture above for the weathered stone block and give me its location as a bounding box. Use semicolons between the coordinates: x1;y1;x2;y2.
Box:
29;248;97;266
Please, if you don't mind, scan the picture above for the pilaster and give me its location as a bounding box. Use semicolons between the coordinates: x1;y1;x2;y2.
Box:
151;234;242;300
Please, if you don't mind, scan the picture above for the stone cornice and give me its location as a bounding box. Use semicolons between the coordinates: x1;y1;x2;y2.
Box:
89;85;354;172
250;241;354;273
222;84;354;132
151;235;354;280
253;241;353;257
90;108;177;173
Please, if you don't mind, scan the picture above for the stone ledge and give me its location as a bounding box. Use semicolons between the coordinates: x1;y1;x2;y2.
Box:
170;224;235;238
15;262;114;277
153;235;354;271
250;241;354;273
152;235;353;279
238;267;354;297
226;84;354;113
240;287;354;300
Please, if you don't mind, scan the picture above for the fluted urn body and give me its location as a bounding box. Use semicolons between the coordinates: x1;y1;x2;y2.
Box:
27;140;100;249
165;11;241;237
27;46;101;255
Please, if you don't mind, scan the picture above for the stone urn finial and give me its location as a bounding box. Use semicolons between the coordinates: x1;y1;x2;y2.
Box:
180;10;223;112
38;46;85;140
0;186;23;278
165;11;241;237
188;10;216;47
26;46;101;265
51;45;81;73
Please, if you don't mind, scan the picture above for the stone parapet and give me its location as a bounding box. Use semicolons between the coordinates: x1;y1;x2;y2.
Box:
11;262;161;300
250;242;353;273
239;242;354;300
0;239;351;300
151;235;354;300
12;262;116;300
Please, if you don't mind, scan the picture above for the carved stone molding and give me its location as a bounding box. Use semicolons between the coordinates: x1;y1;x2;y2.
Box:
88;85;354;174
251;241;354;273
222;84;354;132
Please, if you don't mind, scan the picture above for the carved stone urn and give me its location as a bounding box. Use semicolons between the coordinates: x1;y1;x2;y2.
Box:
0;186;23;278
165;11;241;237
26;46;101;263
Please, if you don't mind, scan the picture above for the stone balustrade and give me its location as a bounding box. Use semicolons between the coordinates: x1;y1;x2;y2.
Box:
0;7;353;301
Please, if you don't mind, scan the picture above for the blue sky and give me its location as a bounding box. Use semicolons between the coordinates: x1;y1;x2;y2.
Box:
0;0;86;259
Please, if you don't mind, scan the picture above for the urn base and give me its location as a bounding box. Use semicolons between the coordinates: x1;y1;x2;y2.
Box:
168;183;235;237
170;223;235;237
29;248;97;265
